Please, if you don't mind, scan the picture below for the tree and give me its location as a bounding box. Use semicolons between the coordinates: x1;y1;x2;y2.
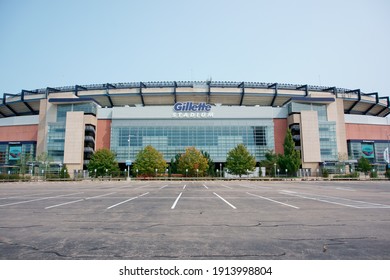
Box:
87;148;120;177
357;156;371;176
178;147;208;177
226;144;256;177
37;152;53;177
201;150;215;176
277;129;301;176
59;165;70;179
260;150;278;177
17;153;33;176
170;153;181;174
133;145;167;177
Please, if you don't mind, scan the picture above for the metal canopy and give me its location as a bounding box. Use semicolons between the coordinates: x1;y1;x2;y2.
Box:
1;81;389;118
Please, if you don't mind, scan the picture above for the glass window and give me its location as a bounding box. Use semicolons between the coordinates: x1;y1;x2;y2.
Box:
319;122;337;161
289;102;328;121
110;123;274;163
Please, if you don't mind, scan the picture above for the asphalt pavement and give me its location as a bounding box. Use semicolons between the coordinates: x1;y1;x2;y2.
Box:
0;180;389;259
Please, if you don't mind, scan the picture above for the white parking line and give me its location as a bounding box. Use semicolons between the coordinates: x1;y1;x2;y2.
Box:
203;184;209;189
247;192;299;209
239;184;256;189
106;192;149;210
171;192;183;209
86;192;117;200
220;184;232;189
45;199;84;209
336;187;355;191
45;192;117;209
183;185;187;190
0;192;53;200
280;191;390;209
0;192;84;207
159;185;168;189
134;185;150;190
213;192;237;209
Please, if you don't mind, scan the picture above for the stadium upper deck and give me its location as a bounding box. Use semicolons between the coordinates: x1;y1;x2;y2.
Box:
1;81;389;118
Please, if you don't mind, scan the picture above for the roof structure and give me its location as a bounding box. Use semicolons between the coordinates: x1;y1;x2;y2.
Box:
1;81;389;118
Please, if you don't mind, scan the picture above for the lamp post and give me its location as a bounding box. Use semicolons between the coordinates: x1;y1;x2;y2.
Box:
323;162;326;177
155;168;158;177
216;169;219;178
273;163;276;177
277;168;280;178
285;169;288;177
127;134;131;180
386;134;390;167
196;168;199;178
58;163;62;178
186;168;188;177
136;169;139;178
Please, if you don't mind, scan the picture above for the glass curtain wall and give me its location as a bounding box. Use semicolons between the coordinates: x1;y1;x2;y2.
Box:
111;120;274;162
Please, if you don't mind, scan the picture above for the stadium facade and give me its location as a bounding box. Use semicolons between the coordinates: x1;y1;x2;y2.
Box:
0;81;389;177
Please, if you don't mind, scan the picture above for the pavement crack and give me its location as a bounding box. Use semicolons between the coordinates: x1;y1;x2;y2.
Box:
0;225;43;229
189;252;287;259
0;239;68;258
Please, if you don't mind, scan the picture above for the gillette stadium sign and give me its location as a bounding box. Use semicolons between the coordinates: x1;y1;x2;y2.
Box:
172;102;214;118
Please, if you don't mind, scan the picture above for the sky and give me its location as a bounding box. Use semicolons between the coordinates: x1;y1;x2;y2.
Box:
1;0;390;96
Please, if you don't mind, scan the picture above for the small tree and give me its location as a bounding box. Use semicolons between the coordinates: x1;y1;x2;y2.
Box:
201;150;215;177
37;152;52;177
170;153;181;174
385;169;390;179
17;153;33;176
87;148;120;177
357;156;371;176
277;129;301;176
178;147;208;177
133;145;167;177
226;144;256;177
260;150;278;177
60;165;70;179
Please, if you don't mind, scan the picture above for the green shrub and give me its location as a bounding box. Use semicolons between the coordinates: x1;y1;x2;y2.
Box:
370;170;378;178
0;174;22;180
334;172;359;179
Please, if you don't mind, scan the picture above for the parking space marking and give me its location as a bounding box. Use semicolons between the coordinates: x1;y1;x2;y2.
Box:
159;185;168;189
86;192;117;200
183;185;187;190
106;192;149;210
134;184;150;190
246;192;299;209
220;184;232;189
213;192;237;209
45;199;85;209
44;192;117;209
280;191;390;209
0;192;84;207
203;184;209;189
239;185;256;190
336;187;355;191
0;192;53;200
171;192;183;209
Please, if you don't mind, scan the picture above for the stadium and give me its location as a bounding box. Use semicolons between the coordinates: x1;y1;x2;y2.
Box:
0;81;389;178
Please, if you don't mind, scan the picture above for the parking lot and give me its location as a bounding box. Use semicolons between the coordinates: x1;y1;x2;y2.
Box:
0;180;389;259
